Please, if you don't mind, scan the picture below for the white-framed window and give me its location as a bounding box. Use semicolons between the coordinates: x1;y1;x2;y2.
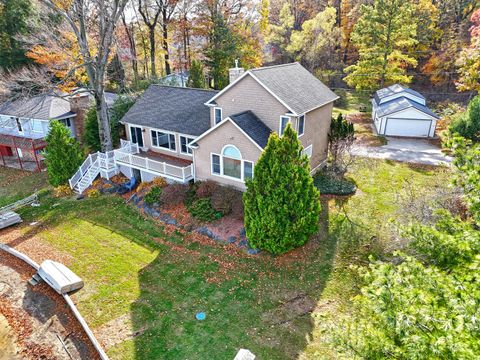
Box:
214;107;223;125
244;160;254;180
211;154;221;174
279;116;289;136
59;118;71;127
180;135;195;155
298;115;305;136
302;145;313;159
151;130;176;151
211;145;254;182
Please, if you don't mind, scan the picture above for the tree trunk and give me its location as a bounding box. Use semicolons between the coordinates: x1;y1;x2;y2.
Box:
122;14;138;82
162;8;171;75
94;90;113;151
149;27;157;78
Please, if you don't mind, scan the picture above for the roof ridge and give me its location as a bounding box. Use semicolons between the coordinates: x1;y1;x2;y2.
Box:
152;84;218;93
250;62;300;72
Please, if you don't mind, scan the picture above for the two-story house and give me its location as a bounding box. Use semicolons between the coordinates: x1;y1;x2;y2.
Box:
69;63;338;193
0;95;78;171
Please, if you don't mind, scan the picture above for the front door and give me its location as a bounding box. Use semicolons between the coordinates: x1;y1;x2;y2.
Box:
130;126;144;147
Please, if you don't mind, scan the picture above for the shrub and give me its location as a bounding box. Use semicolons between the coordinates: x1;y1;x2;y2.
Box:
53;185;73;198
243;124;321;255
187;198;222;221
195;180;218;198
44;121;84;187
85;188;100;198
160;183;188;205
152;177;168;188
313;173;356;195
144;186;163;206
211;186;243;216
449;95;480;142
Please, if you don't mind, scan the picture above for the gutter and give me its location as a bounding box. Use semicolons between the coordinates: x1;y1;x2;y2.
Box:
0;244;109;360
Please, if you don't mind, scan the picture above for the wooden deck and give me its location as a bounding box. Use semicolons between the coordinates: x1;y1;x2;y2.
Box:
136;150;193;167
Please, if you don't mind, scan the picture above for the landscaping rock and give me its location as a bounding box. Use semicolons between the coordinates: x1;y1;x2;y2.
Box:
237;239;248;248
239;227;246;237
227;236;237;244
196;226;216;239
76;195;85;200
165;218;177;225
247;248;261;255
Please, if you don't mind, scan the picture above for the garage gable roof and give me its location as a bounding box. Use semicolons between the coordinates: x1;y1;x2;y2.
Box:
374;84;425;104
376;97;439;119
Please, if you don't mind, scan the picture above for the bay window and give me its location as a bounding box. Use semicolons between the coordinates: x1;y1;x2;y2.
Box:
279;116;289;136
214;107;222;124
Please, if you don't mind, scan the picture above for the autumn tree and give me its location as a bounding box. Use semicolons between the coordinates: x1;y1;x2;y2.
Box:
243;124;321;255
266;2;294;63
457;9;480;92
0;0;33;69
137;0;163;78
41;0;130;151
345;0;418;90
286;6;340;72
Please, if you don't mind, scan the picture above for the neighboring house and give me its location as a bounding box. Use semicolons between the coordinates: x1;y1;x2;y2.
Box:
69;62;338;193
0;91;117;172
371;84;439;138
160;72;189;87
0;95;77;171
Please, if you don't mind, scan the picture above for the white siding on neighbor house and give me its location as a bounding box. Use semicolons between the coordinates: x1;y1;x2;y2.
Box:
379;92;425;106
0;115;76;138
375;108;436;138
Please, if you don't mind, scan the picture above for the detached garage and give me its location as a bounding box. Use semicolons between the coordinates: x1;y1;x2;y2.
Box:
372;85;439;138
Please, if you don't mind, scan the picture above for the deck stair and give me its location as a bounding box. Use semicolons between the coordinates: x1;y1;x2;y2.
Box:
69;140;132;194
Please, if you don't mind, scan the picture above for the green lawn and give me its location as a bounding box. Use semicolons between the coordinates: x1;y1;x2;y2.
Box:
0;167;48;207
11;158;451;359
333;90;372;117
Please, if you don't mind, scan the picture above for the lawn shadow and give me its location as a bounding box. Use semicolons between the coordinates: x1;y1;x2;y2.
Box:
129;197;338;360
14;193;339;359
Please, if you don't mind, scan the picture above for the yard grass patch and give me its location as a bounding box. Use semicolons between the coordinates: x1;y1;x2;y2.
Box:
0;167;48;207
10;158;452;359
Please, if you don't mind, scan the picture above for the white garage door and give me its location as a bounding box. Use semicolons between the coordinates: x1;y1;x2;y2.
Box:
385;118;431;137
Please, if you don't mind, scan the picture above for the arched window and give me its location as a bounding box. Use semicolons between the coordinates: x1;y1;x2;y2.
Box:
222;145;242;178
211;145;254;181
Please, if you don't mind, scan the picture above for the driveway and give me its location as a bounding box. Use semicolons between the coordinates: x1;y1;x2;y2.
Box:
352;137;452;166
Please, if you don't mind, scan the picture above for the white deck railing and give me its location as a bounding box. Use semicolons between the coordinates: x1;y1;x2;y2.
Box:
114;146;194;183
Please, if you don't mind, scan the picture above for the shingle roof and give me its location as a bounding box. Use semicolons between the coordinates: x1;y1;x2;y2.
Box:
249;63;339;114
376;97;439;119
229;111;272;148
120;85;218;136
0;95;72;120
374;84;425;104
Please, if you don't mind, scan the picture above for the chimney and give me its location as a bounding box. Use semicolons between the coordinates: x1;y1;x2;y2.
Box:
229;59;245;84
69;92;91;142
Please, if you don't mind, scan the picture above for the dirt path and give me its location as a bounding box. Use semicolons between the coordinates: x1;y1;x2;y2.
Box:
0;250;99;359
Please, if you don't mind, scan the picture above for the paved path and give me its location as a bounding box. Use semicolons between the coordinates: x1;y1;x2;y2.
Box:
352;137;452;166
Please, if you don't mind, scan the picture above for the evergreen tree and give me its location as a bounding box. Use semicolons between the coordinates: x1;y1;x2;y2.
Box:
205;13;238;90
83;95;135;151
243;124;321;255
450;95;480;142
0;0;33;69
83;107;101;152
345;0;418;90
45;121;84;187
187;60;206;88
107;53;126;91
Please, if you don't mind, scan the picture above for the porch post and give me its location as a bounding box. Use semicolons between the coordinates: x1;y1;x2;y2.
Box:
32;140;40;172
12;137;23;170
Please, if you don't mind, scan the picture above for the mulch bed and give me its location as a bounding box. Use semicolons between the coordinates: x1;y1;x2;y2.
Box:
0;250;100;359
